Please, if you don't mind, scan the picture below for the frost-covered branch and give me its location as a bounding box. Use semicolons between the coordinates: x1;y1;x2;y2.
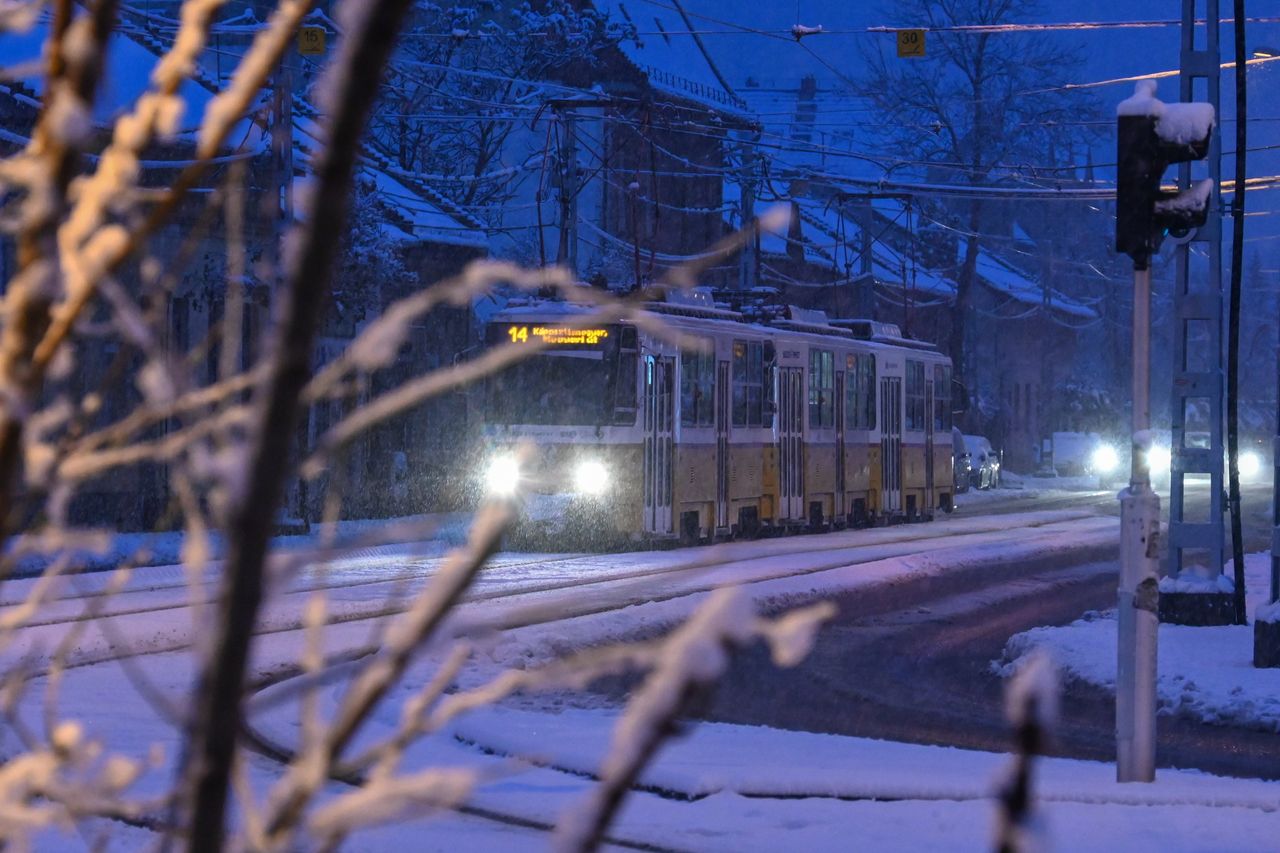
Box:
553;590;833;852
0;0;116;539
261;501;512;845
29;0;316;375
181;0;424;846
995;651;1058;853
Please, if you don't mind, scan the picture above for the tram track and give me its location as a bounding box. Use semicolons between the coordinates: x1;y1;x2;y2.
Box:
2;511;1106;637
4;513;1115;687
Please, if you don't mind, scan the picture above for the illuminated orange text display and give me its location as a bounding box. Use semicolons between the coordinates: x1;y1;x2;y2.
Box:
506;325;610;346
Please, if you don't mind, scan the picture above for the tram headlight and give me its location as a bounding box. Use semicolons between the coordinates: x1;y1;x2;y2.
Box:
1146;445;1171;475
1091;444;1120;475
1239;450;1262;480
573;459;610;496
485;454;521;496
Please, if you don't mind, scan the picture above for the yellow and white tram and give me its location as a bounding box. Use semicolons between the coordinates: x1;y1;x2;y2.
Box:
482;291;954;546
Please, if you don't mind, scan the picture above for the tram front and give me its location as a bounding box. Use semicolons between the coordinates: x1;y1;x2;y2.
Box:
481;308;642;547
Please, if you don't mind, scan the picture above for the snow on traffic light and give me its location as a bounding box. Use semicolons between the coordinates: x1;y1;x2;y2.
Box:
1115;80;1215;270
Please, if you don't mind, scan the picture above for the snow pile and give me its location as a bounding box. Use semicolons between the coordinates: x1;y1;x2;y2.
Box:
1002;553;1280;732
1157;102;1216;146
1158;571;1233;594
1153;179;1213;216
1115;80;1216;147
1117;80;1162;117
1255;598;1280;624
446;705;1280;809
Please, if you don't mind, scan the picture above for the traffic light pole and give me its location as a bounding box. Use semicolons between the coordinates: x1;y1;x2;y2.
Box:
1117;264;1159;783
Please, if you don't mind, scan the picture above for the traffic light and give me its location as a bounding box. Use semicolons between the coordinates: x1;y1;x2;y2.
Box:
1115;81;1215;270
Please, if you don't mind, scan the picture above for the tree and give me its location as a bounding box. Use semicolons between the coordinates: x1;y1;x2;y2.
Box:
856;0;1097;395
366;1;631;220
0;2;825;848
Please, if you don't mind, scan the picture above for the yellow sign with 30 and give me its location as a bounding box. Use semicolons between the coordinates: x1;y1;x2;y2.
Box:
896;29;925;58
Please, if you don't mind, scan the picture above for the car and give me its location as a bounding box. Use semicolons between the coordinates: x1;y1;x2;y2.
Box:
952;427;972;494
963;434;1000;490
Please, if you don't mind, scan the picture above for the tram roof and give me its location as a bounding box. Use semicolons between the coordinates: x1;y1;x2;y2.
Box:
490;299;945;358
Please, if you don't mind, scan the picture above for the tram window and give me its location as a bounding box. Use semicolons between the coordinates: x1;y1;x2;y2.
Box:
844;353;876;430
613;351;638;423
933;364;952;431
613;328;639;424
680;345;715;427
763;341;777;416
732;340;765;427
808;349;834;428
906;360;927;431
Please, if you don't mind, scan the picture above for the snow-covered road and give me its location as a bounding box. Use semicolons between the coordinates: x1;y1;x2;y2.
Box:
38;502;1271;851
0;509;1114;677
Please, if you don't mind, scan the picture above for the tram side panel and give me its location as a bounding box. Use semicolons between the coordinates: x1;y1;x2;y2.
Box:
901;358;932;520
674;332;769;540
803;344;838;526
727;334;771;533
842;350;877;524
931;361;955;512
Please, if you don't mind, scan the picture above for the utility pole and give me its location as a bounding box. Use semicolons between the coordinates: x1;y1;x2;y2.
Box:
1165;0;1228;618
856;196;874;318
555;106;579;275
736;131;761;291
1114;81;1214;782
544;98;610;278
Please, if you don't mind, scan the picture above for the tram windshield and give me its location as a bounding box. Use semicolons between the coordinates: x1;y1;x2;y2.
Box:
488;352;613;425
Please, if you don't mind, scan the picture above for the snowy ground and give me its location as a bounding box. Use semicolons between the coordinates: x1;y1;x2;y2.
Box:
1001;553;1280;733
952;474;1110;512
6;512;476;576
13;506;1280;850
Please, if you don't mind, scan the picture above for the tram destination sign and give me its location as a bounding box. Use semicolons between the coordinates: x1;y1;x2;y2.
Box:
501;324;611;347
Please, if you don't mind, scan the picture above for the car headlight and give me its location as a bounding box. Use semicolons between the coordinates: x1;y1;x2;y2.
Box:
573;459;609;496
1239;450;1262;480
485;454;521;496
1091;444;1120;474
1146;445;1171;474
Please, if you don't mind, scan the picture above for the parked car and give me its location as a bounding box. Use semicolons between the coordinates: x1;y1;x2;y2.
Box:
963;434;1000;490
952;427;972;494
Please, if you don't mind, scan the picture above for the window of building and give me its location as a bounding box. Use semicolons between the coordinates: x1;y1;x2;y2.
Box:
680;345;715;427
731;339;764;427
906;360;927;431
808;348;835;428
933;364;952;432
843;352;876;430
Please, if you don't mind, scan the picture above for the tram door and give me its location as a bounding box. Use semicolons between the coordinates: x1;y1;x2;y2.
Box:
715;360;730;530
879;376;903;514
834;370;847;520
643;355;674;535
923;374;935;515
778;367;805;520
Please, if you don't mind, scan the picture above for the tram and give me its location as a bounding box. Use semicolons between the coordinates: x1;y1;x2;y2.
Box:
482;290;954;546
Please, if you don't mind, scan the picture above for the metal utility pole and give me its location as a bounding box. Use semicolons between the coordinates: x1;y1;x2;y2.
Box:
1166;0;1226;592
1114;82;1214;782
736;131;761;291
555;107;579;275
1116;262;1160;783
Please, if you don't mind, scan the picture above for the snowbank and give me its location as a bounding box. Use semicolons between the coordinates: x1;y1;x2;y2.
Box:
1001;553;1280;731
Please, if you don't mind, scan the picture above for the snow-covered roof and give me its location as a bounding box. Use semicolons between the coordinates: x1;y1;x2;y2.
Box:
596;0;751;118
720;188;1095;320
0;15;218;133
973;250;1094;320
290;99;487;250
